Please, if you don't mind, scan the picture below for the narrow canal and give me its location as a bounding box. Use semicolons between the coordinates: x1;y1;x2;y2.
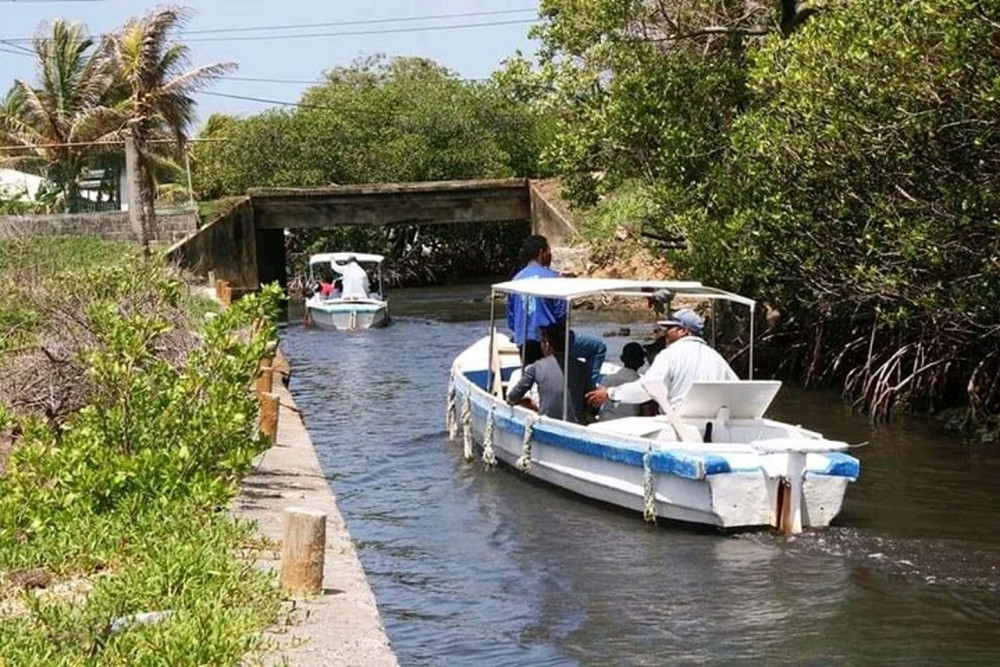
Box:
281;286;1000;666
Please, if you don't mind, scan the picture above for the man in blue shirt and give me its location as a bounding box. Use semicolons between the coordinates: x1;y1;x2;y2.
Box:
506;235;565;365
506;235;607;385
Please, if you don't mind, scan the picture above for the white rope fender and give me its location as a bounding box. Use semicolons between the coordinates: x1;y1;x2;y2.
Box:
445;376;458;442
461;391;473;460
516;416;536;472
481;404;497;467
642;449;657;523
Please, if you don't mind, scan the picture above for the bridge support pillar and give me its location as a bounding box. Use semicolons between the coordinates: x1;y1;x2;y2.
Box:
256;227;287;289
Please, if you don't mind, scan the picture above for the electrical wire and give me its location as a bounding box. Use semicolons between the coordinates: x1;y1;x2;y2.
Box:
0;8;537;43
182;7;536;35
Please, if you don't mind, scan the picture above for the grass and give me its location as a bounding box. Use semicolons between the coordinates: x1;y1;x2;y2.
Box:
196;197;246;226
0;506;281;666
0;236;283;665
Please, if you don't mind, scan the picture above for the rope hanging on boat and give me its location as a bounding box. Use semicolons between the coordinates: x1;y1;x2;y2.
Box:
462;391;473;460
445;376;458;442
516;416;536;473
642;450;657;523
481;404;497;467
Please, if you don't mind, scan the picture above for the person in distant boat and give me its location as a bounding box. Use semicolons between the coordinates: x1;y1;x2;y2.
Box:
506;321;592;424
336;256;370;300
598;342;648;421
586;308;737;412
318;268;336;299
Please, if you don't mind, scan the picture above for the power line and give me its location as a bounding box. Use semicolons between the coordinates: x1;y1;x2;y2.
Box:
0;137;228;152
181;19;538;44
216;74;490;85
0;38;34;56
0;8;537;43
0;46;33;57
220;76;326;85
182;8;536;35
198;90;336;111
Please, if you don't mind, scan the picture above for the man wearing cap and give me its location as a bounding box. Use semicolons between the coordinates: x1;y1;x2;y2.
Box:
586;308;737;411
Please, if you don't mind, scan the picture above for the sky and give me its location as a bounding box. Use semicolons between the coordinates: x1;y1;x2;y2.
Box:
0;0;541;126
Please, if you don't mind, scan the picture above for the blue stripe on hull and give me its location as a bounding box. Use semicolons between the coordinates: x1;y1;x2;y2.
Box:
455;382;859;482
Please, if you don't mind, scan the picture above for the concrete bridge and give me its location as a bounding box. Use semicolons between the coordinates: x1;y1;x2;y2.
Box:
168;178;575;293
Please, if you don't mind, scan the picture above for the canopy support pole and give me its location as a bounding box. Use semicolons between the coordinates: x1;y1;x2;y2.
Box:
563;298;572;421
488;290;497;393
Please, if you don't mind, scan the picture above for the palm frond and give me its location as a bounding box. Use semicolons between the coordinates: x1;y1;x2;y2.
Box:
159;61;237;98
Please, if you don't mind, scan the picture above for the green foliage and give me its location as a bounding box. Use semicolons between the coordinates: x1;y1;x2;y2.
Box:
0;249;283;662
191;55;552;197
192;56;546;283
0;187;52;215
530;0;753;206
0;506;279;665
532;0;1000;428
0;237;139;353
575;180;664;257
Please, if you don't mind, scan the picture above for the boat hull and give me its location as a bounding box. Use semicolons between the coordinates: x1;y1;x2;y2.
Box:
449;336;858;530
307;298;389;330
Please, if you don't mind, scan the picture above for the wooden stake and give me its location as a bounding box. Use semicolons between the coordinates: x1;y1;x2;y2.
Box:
258;391;279;441
279;507;326;595
255;366;274;397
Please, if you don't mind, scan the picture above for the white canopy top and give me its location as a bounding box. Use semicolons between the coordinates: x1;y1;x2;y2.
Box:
491;277;755;308
309;252;385;265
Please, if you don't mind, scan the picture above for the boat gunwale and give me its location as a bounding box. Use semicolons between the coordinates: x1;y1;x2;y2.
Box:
453;371;860;482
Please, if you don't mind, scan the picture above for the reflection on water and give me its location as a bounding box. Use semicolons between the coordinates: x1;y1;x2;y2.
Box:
281;285;1000;666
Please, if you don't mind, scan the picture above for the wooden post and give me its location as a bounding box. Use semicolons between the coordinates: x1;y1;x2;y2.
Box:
258;391;279;441
219;281;232;307
279;507;326;595
255;366;274;397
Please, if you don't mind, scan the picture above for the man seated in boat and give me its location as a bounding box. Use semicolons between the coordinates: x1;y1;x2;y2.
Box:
506;321;592;424
336;256;370;300
317;269;336;299
585;308;737;412
598;342;649;421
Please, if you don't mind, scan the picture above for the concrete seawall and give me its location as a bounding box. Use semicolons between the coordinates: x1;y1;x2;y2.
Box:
233;355;398;666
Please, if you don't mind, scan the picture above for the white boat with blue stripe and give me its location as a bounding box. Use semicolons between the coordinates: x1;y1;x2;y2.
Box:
446;278;859;532
305;252;389;330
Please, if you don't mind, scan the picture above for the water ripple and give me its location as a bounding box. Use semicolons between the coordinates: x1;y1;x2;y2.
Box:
281;287;1000;665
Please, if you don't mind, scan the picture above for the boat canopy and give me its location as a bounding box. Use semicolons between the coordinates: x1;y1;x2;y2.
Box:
309;252;385;265
490;277;755;309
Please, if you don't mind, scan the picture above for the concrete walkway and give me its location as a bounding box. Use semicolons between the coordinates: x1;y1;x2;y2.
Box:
233;357;398;666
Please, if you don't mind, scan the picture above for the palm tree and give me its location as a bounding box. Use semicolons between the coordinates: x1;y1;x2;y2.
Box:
0;20;118;212
103;6;235;254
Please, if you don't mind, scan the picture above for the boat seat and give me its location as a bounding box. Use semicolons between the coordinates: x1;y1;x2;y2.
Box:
490;331;521;398
677;380;782;420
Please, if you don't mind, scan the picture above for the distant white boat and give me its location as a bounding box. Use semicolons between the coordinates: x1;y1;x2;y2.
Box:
447;278;859;533
305;252;389;330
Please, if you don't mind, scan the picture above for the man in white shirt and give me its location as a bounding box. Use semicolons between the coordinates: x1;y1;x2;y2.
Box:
586;308;737;411
337;257;370;300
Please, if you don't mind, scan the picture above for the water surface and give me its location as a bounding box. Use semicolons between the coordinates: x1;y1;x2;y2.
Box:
282;285;1000;665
